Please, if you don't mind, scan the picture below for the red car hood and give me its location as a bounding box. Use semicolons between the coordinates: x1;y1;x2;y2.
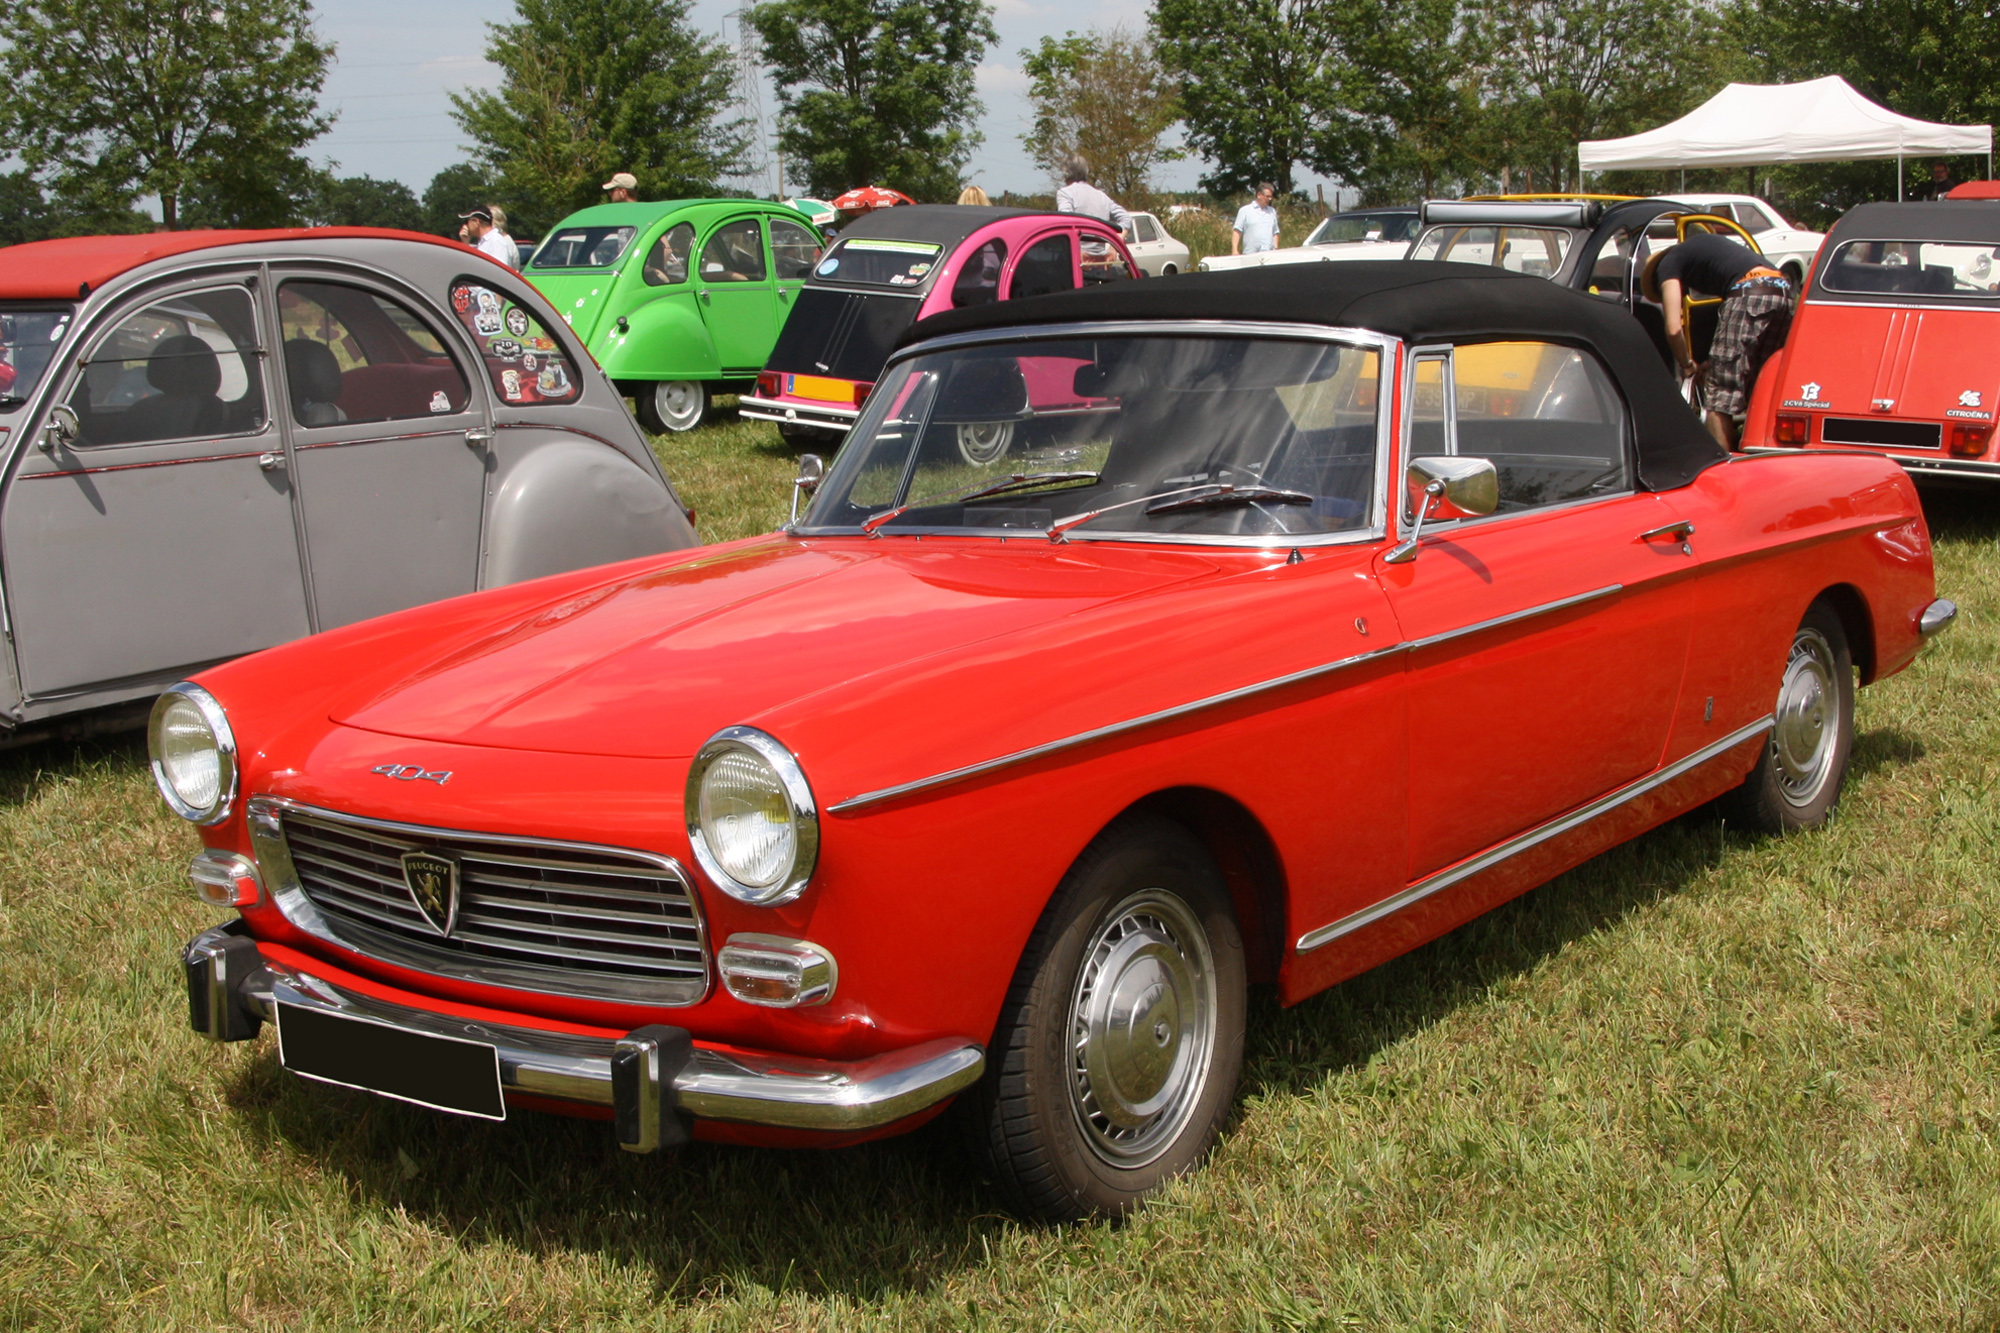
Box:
330;538;1220;757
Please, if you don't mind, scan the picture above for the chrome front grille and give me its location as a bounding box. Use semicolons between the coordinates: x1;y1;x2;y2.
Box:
257;801;707;1006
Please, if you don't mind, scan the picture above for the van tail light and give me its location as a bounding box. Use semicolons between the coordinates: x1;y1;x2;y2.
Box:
757;371;782;398
1949;421;1995;458
1773;412;1810;446
852;381;874;407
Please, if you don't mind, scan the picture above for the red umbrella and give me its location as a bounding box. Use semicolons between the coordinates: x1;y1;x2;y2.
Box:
829;185;916;213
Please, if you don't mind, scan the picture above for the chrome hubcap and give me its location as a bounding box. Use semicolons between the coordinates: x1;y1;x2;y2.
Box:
1067;889;1215;1167
1772;626;1838;807
656;381;704;431
956;421;1013;465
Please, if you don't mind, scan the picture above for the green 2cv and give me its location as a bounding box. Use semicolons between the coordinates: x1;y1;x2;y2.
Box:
526;200;823;433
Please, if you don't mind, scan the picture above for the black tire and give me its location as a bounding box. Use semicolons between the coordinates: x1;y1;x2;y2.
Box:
1719;598;1854;832
969;814;1246;1221
635;380;709;434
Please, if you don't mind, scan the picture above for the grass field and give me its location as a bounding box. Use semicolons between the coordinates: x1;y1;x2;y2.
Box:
2;414;1997;1329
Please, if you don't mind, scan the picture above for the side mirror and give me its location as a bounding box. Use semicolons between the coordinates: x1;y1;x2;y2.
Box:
1384;456;1498;564
789;453;825;525
39;403;79;453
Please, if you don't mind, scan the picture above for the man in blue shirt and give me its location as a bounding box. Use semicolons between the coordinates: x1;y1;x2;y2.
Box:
1232;184;1280;255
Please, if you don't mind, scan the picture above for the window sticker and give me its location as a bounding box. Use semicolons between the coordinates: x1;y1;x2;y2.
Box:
448;279;580;405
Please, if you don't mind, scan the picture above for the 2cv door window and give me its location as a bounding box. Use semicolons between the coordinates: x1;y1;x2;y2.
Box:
642;223;695;286
68;288;266;446
701;219;767;282
278;281;470;426
446;277;580;405
1009;234;1077;299
769;218;822;280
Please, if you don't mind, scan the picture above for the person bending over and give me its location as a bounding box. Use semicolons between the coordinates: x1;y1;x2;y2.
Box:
1643;231;1792;448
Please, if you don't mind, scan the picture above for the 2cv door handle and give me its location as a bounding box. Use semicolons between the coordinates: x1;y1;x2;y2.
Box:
257;451;285;472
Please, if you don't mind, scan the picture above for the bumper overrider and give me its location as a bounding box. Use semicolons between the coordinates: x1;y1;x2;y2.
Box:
735;394;855;433
183;922;985;1152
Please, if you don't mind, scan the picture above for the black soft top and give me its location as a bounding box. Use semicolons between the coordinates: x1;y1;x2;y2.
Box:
907;260;1727;492
1828;201;2000;246
834;204;1061;250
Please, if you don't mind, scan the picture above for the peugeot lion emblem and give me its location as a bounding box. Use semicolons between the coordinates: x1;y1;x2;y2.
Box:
401;851;460;937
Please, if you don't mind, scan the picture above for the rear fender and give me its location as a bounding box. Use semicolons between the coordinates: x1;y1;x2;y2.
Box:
592;294;721;381
482;437;698;588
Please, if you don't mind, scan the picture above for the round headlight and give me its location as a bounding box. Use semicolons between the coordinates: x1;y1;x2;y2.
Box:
148;683;237;825
685;726;818;905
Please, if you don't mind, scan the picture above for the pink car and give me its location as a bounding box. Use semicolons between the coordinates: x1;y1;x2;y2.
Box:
739;205;1141;442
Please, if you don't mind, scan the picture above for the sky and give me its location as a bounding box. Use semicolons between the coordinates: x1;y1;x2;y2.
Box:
310;0;1345;207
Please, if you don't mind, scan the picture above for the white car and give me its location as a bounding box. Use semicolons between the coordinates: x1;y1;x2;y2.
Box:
1658;194;1825;287
1121;212;1192;276
1198;209;1419;272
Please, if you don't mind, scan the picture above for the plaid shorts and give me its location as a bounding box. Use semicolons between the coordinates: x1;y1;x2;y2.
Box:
1705;282;1792;417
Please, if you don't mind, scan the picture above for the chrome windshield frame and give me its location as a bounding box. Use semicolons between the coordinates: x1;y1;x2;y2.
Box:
793;318;1399;550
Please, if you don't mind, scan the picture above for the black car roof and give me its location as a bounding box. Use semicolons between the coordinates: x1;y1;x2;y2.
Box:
1827;201;2000;245
905;260;1726;492
836;204;1071;249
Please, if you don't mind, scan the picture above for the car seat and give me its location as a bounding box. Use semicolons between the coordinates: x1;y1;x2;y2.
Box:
284;338;348;426
121;335;228;441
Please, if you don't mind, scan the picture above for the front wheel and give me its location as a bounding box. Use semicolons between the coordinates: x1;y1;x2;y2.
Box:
636;380;710;434
969;814;1245;1220
1720;599;1854;832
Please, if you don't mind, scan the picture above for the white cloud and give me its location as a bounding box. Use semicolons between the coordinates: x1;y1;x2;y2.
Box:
976;61;1031;96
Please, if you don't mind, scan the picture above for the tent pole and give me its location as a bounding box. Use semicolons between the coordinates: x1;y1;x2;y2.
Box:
1897;154;1903;200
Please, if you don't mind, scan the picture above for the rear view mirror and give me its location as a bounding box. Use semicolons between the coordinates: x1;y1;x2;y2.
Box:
789;453;825;525
1385;456;1498;563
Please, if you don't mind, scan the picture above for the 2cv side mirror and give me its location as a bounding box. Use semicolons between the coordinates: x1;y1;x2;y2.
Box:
1384;455;1498;564
789;453;825;525
39;404;79;453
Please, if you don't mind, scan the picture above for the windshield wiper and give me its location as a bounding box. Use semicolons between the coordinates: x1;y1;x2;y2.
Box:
1144;483;1313;515
859;471;1099;534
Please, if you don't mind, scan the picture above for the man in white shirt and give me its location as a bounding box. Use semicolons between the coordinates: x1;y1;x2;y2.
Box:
1231;183;1280;255
1055;155;1130;231
459;207;519;270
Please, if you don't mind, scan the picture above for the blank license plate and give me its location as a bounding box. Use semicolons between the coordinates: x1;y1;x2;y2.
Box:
788;374;852;403
276;1002;506;1121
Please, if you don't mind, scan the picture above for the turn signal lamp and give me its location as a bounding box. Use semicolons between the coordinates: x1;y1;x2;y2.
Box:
757;371;782;399
717;933;837;1007
1949;422;1995;459
852;381;874;407
188;850;262;908
1773;413;1810;446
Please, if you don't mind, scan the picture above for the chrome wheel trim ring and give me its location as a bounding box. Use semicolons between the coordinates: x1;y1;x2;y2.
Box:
1773;625;1838;807
1066;888;1217;1168
655;380;705;431
955;421;1013;466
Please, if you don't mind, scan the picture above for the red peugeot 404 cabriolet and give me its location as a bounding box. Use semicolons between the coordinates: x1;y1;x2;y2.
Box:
1747;200;2000;475
162;262;1952;1220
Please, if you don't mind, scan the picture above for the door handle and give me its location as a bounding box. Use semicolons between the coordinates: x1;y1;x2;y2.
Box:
780;288;792;301
1639;519;1695;553
464;427;494;448
699;290;711;304
257;451;285;471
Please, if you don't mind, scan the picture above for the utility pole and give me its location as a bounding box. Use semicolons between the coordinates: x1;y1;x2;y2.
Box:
725;7;773;197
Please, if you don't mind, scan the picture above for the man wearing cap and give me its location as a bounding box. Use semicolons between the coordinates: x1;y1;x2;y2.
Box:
603;172;639;202
459;207;519;270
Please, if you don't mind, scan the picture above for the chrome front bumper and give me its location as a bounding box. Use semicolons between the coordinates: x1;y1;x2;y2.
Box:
736;394;854;432
184;925;984;1150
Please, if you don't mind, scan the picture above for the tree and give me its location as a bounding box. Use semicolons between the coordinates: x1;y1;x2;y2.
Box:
1021;28;1181;198
1326;0;1491;200
310;175;426;231
1152;0;1332;195
1477;0;1715;193
422;163;497;238
751;0;997;201
0;0;332;229
451;0;747;225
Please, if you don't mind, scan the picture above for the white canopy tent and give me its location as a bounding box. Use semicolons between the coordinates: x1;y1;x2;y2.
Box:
1579;77;1992;198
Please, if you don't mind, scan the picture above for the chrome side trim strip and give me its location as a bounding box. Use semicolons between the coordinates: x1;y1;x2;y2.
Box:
830;583;1624;814
1293;714;1775;953
234;953;985;1131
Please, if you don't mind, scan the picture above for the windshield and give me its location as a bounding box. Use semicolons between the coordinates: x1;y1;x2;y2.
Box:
530;225;638;269
1309;214;1418;245
1409;225;1573;277
812;237;945;287
1821;239;2000;297
0;305;74;408
801;334;1382;542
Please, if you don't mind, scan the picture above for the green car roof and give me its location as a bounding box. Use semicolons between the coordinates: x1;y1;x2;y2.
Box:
540;198;817;234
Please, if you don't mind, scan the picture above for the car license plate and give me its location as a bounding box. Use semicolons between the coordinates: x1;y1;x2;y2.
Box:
276;1002;506;1121
788;374;852;403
